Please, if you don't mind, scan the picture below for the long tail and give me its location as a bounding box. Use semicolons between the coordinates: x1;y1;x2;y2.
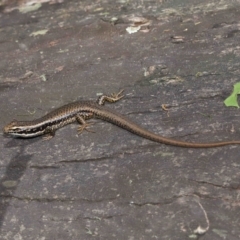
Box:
96;107;240;148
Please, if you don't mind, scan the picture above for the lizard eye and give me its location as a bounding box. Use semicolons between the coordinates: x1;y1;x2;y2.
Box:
3;120;22;133
10;120;18;125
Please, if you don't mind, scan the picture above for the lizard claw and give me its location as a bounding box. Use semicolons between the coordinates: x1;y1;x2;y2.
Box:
111;89;124;101
78;122;95;134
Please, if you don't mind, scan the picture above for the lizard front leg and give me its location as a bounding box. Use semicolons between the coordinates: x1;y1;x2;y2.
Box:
42;127;55;140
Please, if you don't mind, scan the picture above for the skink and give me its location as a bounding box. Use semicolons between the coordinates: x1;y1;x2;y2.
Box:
3;90;240;148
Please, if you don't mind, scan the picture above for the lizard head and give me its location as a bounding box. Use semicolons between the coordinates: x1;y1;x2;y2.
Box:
3;120;42;138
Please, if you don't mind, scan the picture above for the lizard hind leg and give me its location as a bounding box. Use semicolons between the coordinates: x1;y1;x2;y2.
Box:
77;122;95;134
97;89;124;105
76;115;95;134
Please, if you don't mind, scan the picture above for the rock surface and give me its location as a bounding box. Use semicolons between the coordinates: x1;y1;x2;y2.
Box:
1;0;240;239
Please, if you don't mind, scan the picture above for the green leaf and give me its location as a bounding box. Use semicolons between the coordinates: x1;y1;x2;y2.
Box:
224;82;240;108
